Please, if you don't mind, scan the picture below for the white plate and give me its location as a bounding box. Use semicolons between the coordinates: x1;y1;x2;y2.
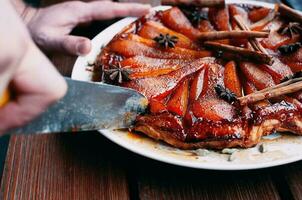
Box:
72;0;302;170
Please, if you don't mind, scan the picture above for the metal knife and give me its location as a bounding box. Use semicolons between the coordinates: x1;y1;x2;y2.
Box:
284;0;302;11
6;78;148;135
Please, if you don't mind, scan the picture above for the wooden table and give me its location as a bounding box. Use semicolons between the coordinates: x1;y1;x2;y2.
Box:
1;0;302;199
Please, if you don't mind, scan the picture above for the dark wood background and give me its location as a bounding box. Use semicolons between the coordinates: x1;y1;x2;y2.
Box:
1;0;302;199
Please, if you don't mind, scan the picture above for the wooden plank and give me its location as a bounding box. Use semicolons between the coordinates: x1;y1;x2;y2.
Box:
277;162;302;200
131;157;281;200
0;133;130;200
1;0;297;200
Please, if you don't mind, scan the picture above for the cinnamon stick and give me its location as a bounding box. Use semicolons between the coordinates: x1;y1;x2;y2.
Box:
198;31;269;41
278;3;302;24
204;41;273;65
161;0;225;7
234;15;269;55
249;77;302;95
238;79;302;105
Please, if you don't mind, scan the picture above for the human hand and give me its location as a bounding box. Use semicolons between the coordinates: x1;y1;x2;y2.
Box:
27;1;151;56
0;1;67;134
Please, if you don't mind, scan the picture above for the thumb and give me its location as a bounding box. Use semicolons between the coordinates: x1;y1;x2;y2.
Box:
47;35;92;56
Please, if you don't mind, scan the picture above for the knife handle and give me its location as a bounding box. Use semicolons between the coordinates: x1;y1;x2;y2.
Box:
0;89;10;107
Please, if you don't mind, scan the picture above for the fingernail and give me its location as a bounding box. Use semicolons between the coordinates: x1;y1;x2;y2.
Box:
76;41;89;56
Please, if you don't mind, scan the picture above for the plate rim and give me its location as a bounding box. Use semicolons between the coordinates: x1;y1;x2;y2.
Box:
71;0;302;170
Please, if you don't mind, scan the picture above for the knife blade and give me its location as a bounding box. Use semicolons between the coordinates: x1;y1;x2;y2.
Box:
284;0;302;11
6;78;148;135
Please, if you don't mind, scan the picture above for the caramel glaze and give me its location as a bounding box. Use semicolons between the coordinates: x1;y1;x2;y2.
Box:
95;4;302;149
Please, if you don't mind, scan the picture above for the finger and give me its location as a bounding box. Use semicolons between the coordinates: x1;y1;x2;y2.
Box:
77;1;151;23
0;43;67;134
60;36;91;56
43;35;91;56
0;94;49;133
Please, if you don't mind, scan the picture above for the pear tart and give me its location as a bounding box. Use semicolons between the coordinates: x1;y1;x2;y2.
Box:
94;3;302;149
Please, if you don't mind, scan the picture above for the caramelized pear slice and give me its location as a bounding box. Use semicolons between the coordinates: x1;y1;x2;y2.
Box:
125;33;155;46
208;7;231;44
161;7;200;40
243;81;257;95
149;99;167;114
200;63;224;98
192;62;236;122
248;7;270;22
121;56;192;79
192;98;237;121
228;5;250;46
261;31;301;50
260;58;293;83
280;48;302;73
138;21;196;49
123;58;215;100
108;38;211;59
224;61;242;97
252;17;283;32
240;62;275;90
189;69;206;101
167;79;189;117
284;63;302;73
208;7;231;31
120;56;185;69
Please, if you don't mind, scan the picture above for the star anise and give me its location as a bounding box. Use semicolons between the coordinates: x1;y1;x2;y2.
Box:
190;10;208;25
215;84;238;104
278;22;302;38
278;42;302;55
103;63;132;84
154;33;178;48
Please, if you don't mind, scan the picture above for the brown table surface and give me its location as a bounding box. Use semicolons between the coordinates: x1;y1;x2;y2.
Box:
2;0;302;199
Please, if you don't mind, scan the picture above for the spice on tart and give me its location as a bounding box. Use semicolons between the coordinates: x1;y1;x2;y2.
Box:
189;9;208;25
102;63;132;84
153;33;179;48
214;84;238;104
278;22;302;38
278;42;302;55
